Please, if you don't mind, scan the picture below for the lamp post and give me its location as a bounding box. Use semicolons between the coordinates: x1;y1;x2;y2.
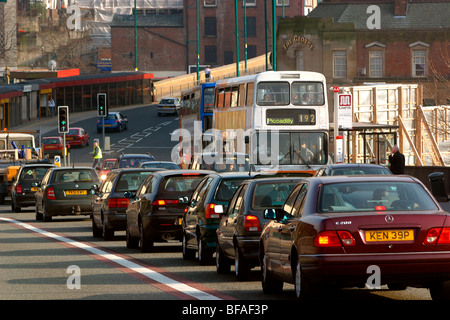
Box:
235;0;240;77
196;0;200;84
244;0;247;73
272;0;276;71
134;0;137;71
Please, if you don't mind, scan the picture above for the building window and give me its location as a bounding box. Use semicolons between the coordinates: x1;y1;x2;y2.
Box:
412;50;427;77
245;0;256;6
276;0;290;5
204;17;216;37
247;17;256;37
204;0;217;7
369;51;383;77
205;46;217;65
333;51;347;78
224;51;234;65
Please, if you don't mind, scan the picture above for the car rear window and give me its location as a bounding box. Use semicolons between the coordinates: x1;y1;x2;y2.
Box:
52;170;98;183
215;178;247;201
318;181;439;213
20;167;52;180
161;175;204;193
119;157;154;168
160;99;174;104
115;171;153;192
67;129;79;135
42;138;60;144
330;167;391;175
252;182;298;209
105;114;116;120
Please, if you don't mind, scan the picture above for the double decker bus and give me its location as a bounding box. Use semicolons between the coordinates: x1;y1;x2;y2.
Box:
213;71;329;175
178;82;216;168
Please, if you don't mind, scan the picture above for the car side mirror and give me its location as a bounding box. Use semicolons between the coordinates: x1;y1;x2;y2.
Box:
264;209;277;220
124;191;133;198
32;182;41;187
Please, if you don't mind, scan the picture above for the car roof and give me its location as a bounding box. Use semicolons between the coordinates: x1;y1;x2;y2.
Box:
311;175;419;184
42;136;62;139
110;168;164;173
119;154;153;158
153;170;214;177
322;163;388;168
207;172;256;178
21;163;55;168
247;176;305;184
51;167;95;171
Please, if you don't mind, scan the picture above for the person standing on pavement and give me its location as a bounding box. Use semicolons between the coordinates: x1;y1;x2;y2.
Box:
205;66;211;82
92;139;102;169
388;145;405;174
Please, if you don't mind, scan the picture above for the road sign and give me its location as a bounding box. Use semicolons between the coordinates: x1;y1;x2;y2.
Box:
54;156;61;167
337;93;353;129
58;106;69;133
333;86;340;93
97;93;107;117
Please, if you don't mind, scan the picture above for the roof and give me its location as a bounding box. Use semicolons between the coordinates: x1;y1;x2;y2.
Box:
309;2;450;29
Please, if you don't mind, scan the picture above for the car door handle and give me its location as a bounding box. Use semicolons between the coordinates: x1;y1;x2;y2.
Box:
278;226;282;232
289;225;295;232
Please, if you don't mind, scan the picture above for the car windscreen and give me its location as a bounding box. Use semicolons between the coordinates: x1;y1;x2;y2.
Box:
115;171;153;192
52;170;98;183
318;181;439;213
215;178;247;201
330;167;391;175
161;175;204;193
252;182;298;209
20;167;52;180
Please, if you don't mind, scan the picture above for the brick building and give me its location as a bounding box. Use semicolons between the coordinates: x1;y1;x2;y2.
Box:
111;0;316;77
276;0;450;105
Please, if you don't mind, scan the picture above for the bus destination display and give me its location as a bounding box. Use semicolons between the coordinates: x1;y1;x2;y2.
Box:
266;109;316;125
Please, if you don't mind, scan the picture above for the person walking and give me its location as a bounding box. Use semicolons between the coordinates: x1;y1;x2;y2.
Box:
205;66;211;82
92;139;103;169
388;145;405;174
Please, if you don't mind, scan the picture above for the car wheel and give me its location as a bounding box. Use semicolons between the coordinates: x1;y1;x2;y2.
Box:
139;221;153;253
42;203;52;222
35;204;43;221
235;245;251;281
126;225;139;249
430;281;450;300
102;219;114;241
182;232;195;260
12;200;21;213
198;239;212;265
261;252;283;294
294;259;311;300
92;215;102;237
216;243;231;274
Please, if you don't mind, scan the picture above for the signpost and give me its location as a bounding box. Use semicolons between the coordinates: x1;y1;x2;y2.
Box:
333;88;353;163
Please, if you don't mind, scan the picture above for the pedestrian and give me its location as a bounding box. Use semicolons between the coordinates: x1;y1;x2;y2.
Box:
48;97;55;116
205;66;211;82
388;145;405;174
92;139;102;170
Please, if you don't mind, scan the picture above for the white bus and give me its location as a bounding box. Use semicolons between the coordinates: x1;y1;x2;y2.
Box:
213;71;329;175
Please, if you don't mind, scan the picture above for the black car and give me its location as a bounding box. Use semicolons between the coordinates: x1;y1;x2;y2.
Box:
113;153;155;169
91;168;158;240
125;170;213;252
11;163;55;212
314;163;392;176
215;177;302;280
34;167;100;221
182;172;256;265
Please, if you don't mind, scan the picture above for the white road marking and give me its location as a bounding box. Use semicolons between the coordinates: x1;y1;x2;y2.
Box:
0;217;222;300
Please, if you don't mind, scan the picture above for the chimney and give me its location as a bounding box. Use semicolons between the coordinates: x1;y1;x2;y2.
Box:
394;0;409;17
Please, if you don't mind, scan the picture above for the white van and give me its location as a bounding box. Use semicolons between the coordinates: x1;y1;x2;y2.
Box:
0;133;36;159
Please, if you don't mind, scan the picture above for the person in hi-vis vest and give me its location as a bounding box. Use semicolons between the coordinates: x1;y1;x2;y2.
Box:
92;139;102;169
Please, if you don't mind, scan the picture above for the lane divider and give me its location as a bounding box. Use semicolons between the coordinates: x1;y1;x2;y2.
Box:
0;217;230;300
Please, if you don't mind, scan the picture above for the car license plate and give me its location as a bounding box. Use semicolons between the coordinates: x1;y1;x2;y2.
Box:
32;187;38;192
365;229;414;242
66;190;87;195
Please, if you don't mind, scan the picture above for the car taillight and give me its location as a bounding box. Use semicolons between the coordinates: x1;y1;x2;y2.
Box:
314;230;356;247
108;198;129;208
46;187;56;200
205;203;221;219
16;184;22;194
152;199;179;206
425;228;450;244
243;215;261;232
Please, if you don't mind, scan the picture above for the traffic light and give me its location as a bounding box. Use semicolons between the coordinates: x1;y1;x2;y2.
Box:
58;106;69;133
97;93;108;117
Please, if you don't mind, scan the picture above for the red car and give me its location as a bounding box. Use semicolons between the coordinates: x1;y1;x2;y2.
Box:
41;136;64;158
260;175;450;300
62;127;90;147
99;158;116;180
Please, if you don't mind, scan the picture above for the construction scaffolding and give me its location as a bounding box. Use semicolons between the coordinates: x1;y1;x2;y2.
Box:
339;83;448;167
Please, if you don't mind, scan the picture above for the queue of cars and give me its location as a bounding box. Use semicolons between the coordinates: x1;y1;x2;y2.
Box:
8;158;450;300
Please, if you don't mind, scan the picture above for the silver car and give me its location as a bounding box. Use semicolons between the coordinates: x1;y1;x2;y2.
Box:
157;97;180;116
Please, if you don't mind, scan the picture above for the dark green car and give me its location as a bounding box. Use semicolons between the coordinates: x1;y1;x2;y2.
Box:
182;172;257;265
34;167;100;222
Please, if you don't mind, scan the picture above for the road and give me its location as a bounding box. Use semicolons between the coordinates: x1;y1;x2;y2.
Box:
0;104;435;309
